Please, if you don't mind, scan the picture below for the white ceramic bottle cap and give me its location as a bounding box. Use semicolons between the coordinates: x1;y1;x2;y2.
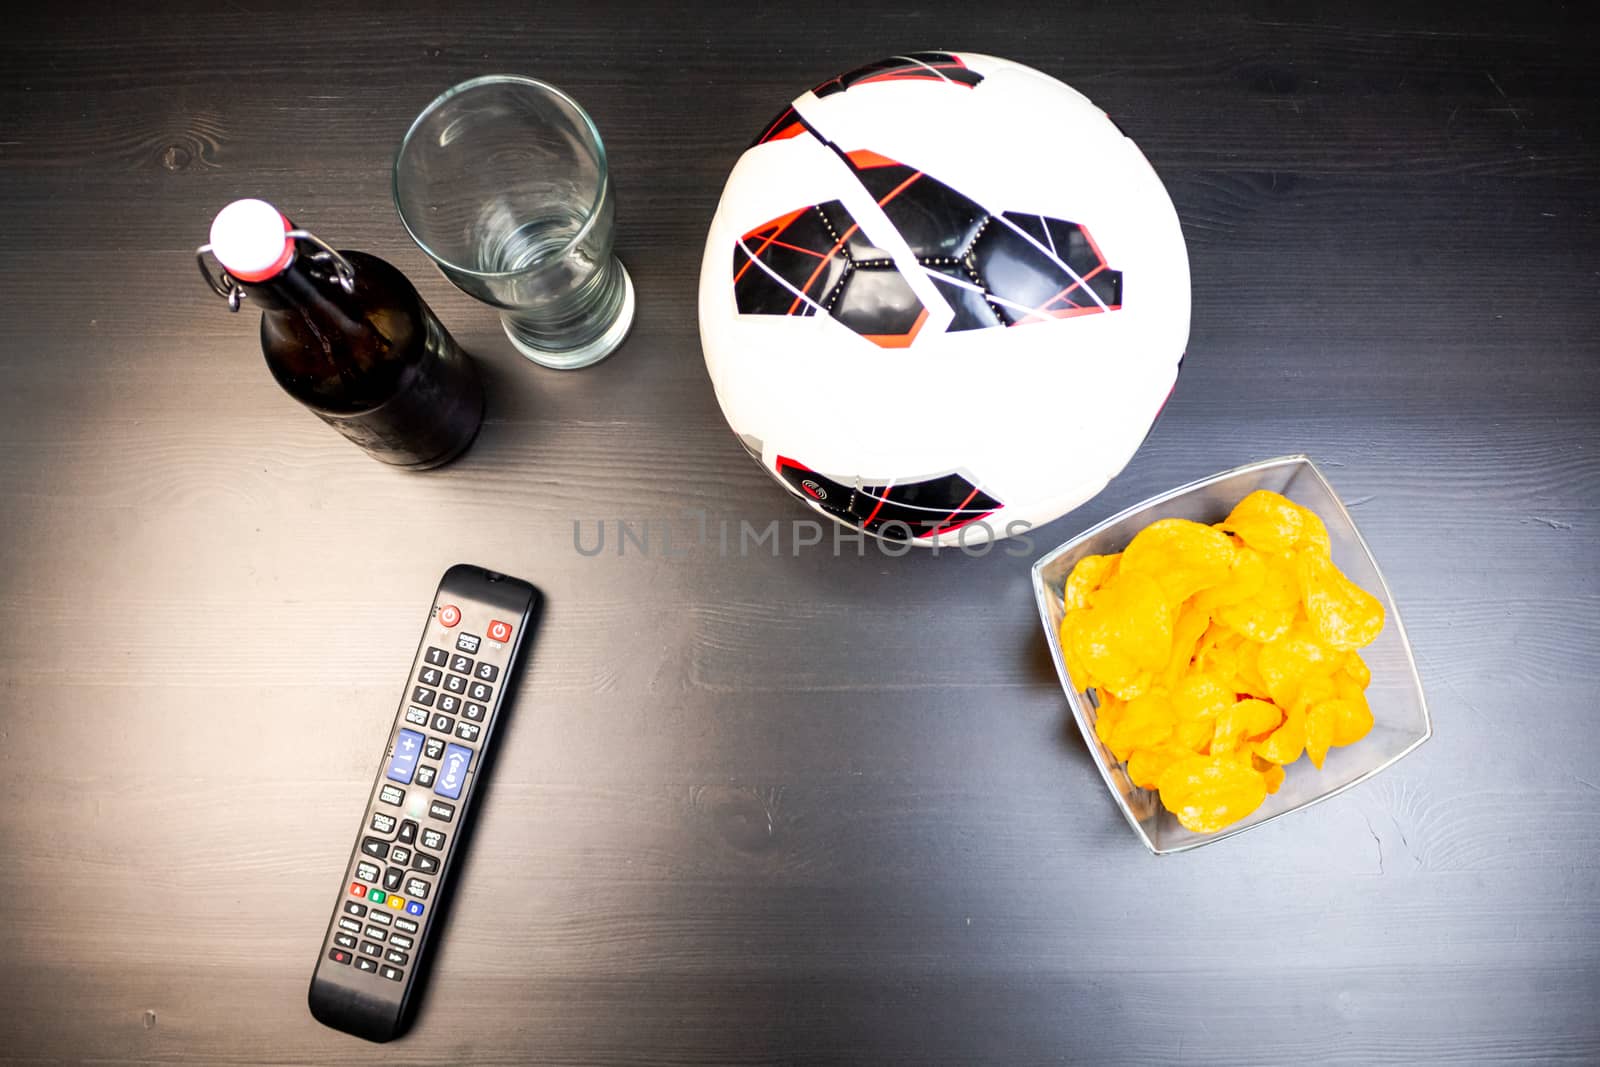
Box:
209;198;294;282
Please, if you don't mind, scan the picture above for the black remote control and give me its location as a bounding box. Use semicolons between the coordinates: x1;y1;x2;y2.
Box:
308;564;542;1042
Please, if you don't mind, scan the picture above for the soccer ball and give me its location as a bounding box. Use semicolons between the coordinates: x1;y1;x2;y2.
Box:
698;51;1190;547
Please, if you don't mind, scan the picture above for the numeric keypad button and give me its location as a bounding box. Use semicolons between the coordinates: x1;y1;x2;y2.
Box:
468;682;492;702
424;647;448;667
475;662;499;682
411;686;436;706
464;702;487;722
438;694;461;714
431;713;455;734
443;674;467;694
418;667;443;687
449;654;474;675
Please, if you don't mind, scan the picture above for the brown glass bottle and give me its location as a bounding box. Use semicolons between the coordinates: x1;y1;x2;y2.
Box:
207;201;483;468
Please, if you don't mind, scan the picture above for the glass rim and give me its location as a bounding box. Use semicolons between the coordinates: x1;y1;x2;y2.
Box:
392;73;611;281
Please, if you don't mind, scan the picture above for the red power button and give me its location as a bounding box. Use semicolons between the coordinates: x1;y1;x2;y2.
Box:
438;605;461;627
487;619;513;643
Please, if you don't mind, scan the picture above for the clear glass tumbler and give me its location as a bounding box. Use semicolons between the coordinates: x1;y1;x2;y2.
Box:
393;75;636;370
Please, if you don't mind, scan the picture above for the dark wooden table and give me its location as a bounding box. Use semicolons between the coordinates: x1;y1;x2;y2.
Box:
3;2;1597;1062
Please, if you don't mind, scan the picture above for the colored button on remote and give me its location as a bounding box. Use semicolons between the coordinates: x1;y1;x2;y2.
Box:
385;729;424;784
405;900;424;917
435;743;472;800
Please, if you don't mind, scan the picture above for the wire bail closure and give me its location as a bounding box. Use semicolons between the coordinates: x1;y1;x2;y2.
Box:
195;228;357;312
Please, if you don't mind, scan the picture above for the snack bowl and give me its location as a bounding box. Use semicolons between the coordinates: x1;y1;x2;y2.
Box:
1031;455;1430;854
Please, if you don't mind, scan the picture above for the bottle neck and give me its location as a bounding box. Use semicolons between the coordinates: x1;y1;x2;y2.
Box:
234;240;360;321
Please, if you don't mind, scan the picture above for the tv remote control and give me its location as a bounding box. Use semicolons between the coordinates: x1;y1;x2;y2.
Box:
308;564;542;1042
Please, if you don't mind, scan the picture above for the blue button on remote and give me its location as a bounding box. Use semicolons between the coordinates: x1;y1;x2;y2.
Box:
435;743;472;800
385;729;425;784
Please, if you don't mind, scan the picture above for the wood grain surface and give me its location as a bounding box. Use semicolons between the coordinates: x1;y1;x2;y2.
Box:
2;1;1597;1063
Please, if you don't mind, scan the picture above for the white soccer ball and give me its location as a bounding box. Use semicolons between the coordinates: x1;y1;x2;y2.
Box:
698;51;1190;547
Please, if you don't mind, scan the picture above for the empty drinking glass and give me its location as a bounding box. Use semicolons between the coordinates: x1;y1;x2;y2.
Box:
394;75;636;369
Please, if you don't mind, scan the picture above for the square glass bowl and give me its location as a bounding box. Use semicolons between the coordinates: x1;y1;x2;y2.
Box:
1031;455;1431;854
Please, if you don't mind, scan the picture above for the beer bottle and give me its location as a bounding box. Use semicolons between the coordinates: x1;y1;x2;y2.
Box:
199;199;484;469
